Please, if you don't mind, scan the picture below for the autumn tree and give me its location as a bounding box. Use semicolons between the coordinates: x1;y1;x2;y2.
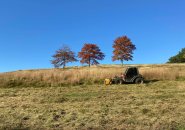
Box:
78;43;105;67
112;36;136;66
51;45;77;68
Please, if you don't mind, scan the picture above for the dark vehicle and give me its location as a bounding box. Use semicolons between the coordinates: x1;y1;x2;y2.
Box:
112;67;144;84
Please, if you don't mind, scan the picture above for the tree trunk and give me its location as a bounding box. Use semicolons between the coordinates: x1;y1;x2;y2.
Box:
63;62;66;69
63;58;66;69
89;57;91;67
121;59;123;66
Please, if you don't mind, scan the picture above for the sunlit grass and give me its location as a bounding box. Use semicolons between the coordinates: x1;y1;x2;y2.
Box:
0;64;185;88
1;81;185;129
1;64;185;129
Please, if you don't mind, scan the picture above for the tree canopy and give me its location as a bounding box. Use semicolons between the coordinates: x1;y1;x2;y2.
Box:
51;46;78;68
112;36;136;65
168;48;185;63
78;43;105;67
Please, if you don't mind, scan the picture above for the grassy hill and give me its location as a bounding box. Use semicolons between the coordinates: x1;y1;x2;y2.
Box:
1;64;185;129
0;64;185;88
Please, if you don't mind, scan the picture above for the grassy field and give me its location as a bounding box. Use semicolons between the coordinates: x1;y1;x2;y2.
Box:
0;64;185;88
1;64;185;130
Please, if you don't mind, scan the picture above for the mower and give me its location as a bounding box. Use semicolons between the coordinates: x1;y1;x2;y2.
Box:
104;67;144;85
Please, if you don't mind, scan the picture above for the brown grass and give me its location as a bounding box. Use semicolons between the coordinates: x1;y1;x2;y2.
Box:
140;67;180;80
0;64;185;88
1;64;185;129
1;81;185;129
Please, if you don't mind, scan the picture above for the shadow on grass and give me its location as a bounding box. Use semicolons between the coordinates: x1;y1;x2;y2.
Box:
144;79;159;84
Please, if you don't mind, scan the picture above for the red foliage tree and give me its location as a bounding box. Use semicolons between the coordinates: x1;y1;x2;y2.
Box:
112;36;136;65
51;45;77;68
78;43;105;67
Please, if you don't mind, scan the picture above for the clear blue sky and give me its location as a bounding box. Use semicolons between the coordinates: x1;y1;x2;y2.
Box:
0;0;185;72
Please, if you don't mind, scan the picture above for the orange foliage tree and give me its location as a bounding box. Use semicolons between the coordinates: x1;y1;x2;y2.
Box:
78;43;105;67
112;36;136;65
51;46;78;68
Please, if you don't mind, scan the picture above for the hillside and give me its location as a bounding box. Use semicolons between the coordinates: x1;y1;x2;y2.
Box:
1;64;185;129
0;64;185;88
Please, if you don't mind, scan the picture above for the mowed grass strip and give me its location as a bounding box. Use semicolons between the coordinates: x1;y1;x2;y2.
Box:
1;81;185;130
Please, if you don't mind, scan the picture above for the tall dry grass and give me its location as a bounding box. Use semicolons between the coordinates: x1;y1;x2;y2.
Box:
140;67;180;80
0;64;185;87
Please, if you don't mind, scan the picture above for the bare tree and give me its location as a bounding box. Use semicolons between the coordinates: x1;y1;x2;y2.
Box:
51;45;77;68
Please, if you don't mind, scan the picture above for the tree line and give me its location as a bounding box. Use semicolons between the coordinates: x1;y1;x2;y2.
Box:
51;35;136;68
168;48;185;63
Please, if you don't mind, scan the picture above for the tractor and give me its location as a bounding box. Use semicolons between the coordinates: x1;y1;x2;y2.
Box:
104;67;144;85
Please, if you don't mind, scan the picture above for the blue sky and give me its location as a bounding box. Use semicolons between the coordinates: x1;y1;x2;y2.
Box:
0;0;185;72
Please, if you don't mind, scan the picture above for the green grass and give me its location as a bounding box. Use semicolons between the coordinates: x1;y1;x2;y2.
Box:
1;81;185;130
